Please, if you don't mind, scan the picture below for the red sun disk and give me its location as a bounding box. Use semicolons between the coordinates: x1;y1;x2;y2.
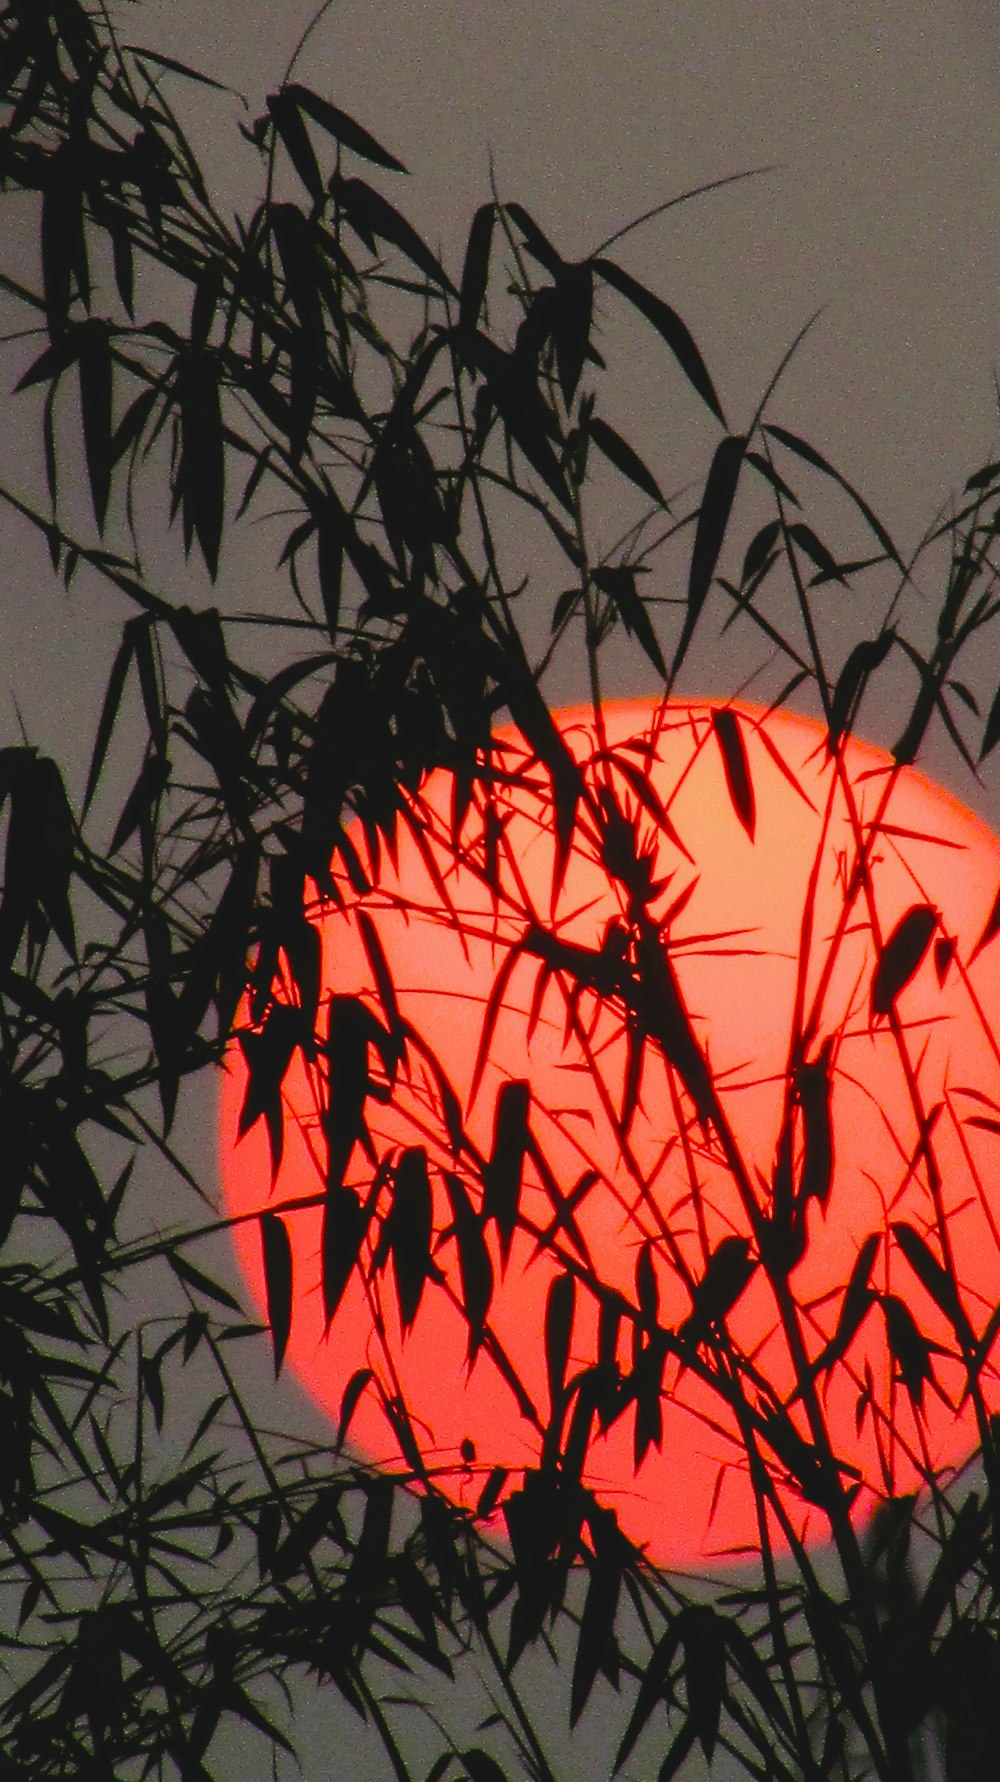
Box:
219;699;1000;1569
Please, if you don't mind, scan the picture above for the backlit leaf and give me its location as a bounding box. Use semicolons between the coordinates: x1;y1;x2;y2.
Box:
259;1212;293;1376
870;904;938;1022
483;1080;531;1269
544;1272;575;1416
712;707;755;840
385;1146;436;1333
892;1221;973;1347
972;881;1000;960
443;1173;493;1362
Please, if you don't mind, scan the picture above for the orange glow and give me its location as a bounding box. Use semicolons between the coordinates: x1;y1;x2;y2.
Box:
219;699;1000;1568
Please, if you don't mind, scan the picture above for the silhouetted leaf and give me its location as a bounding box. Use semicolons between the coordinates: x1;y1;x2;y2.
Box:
330;172;456;292
168;1251;243;1313
593;563;666;677
544;1272;575;1417
126;44;232;92
463;329;574;512
740;518;781;586
550;585;580;632
190;256;225;353
829;630;895;748
679;1237;756;1344
384;1147;438;1332
503;202;563;276
571;1514;623;1724
177;351;225;578
681;1606;726;1761
797;1037;834;1209
317;520;343;639
675;433;747;673
934;934;955;984
259;1212;293;1376
41;152;87;336
476;1465;508;1521
614;1622;682;1769
870;904;938;1022
78;320;113;530
108;748;169;858
336;1367;374;1452
765;422;904;566
593;258;725;424
343;1472;394;1598
712;706;755;840
237;1003;302;1178
553;260;593;407
787;520;848;585
443;1173;493;1362
462;1750;508;1782
588;414;665;505
636;1238;659;1324
266;90;325;202
15;328;85;394
321;1186;369;1327
285;84;408;172
980;681;1000;762
882;1293;937;1413
972;881;1000;960
965;458;1000;492
459;203;495;338
483;1079;530;1270
892;1221;973;1347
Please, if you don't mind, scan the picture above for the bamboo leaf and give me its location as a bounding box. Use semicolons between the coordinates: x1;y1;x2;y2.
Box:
483;1080;531;1270
266;90;325;203
764;422;904;568
544;1272;575;1416
675;433;747;673
503;202;563;276
588;414;665;506
829;631;895;748
882;1293;938;1413
870;904;938;1022
168;1251;243;1313
462;1751;508;1782
711;706;755;840
259;1212;293;1377
593;258;725;424
385;1146;437;1333
285;83;408;173
443;1173;493;1362
78;320;113;531
336;1366;374;1451
553;261;593;408
972;881;1000;960
892;1221;973;1347
330;173;456;293
459;203;496;338
593;563;666;677
979;680;1000;762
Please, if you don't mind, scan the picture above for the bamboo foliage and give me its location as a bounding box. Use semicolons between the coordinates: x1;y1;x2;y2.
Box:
2;5;1000;1778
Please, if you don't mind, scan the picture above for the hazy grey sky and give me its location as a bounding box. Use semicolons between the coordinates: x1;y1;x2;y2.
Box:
2;2;999;1775
5;0;1000;788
